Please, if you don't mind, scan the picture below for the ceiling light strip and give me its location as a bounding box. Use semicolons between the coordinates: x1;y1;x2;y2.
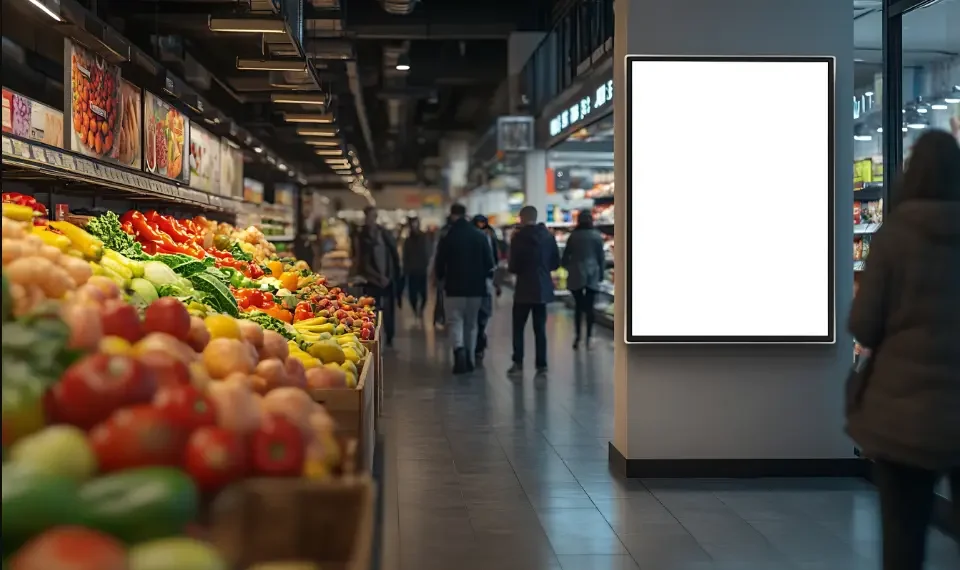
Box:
209;17;286;34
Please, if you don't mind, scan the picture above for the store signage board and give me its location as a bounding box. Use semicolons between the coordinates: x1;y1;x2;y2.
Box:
549;79;614;138
625;56;835;344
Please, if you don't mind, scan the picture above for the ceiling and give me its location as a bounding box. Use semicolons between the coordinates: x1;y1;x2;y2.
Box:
93;0;549;184
854;0;959;70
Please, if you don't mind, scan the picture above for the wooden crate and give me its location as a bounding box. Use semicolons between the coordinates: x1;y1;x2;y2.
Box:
209;477;375;570
309;355;375;470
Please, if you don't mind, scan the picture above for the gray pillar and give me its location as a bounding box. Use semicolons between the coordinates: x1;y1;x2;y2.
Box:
524;150;548;219
611;0;856;475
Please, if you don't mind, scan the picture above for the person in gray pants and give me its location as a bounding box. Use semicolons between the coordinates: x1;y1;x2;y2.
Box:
434;204;495;374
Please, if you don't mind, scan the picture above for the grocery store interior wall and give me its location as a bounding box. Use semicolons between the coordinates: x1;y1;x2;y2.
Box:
612;0;854;467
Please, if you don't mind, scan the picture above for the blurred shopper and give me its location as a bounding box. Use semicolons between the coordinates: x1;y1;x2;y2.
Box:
846;130;960;570
402;217;432;321
431;214;454;328
507;206;560;375
435;204;495;374
562;209;606;349
353;206;400;347
472;215;502;362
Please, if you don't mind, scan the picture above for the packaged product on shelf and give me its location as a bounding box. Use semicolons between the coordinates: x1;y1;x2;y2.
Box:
854;238;863;261
853;201;862;225
861;235;871;260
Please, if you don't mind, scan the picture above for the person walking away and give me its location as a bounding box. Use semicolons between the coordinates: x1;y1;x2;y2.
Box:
402;216;432;322
352;206;400;347
431;214;454;329
472;215;502;362
562;209;606;349
845;130;960;570
507;206;560;375
434;204;495;374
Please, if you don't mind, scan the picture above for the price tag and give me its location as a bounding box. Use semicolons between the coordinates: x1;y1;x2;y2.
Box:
1;136;11;155
49;151;64;168
11;139;28;158
76;159;92;175
30;146;47;163
61;154;76;171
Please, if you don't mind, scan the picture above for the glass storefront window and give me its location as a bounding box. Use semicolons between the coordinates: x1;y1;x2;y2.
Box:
900;0;960;158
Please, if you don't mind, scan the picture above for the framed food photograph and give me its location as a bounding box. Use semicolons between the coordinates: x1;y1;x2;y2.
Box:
116;80;142;169
219;138;244;197
65;40;125;163
143;90;189;183
3;88;64;148
189;121;221;193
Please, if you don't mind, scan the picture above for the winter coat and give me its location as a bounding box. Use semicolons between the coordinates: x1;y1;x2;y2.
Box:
846;200;960;471
402;230;433;275
508;223;561;304
561;227;606;292
353;225;400;288
434;218;495;298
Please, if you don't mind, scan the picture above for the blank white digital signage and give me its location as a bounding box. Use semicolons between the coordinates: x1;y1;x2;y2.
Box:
625;56;835;344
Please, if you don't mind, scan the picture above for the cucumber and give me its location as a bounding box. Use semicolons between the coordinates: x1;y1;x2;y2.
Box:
76;467;199;544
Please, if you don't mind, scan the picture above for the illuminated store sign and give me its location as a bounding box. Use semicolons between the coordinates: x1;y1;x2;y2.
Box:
549;79;614;137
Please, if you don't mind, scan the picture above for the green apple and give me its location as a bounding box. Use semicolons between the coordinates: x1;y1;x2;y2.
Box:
9;425;97;482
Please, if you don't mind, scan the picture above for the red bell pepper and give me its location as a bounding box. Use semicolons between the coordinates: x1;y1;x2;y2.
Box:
294;302;314;322
246;263;264;280
156;215;192;244
121;221;135;235
127;211;166;242
206;248;233;260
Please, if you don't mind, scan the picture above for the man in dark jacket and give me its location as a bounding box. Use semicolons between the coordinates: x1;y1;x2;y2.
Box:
402;217;432;321
507;205;560;375
435;204;495;374
353;206;400;347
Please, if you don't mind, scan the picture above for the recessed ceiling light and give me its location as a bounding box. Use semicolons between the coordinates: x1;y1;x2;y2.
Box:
296;127;338;136
853;135;872;142
906;123;927;130
237;58;307;72
254;147;263;153
270;93;327;105
304;139;340;146
931;103;949;110
284;113;335;124
210;17;286;34
315;149;343;156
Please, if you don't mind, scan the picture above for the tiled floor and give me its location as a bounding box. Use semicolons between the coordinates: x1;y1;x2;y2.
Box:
378;295;958;570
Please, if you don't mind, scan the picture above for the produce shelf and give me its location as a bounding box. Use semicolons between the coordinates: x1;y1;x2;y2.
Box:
265;233;297;242
1;134;245;214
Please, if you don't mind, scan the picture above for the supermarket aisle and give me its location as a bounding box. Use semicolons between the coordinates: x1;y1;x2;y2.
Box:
377;294;958;570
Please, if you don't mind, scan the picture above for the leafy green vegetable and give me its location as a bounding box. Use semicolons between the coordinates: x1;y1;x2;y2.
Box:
143;261;182;287
238;311;298;341
189;272;238;317
230;243;253;262
129;278;159;305
153;254;196;270
2;304;83;390
202;266;230;287
85;212;145;260
156;283;209;306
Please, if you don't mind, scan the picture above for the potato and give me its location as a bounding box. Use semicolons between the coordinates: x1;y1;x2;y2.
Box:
203;338;255;379
284;357;307;390
187;316;211;352
255;358;288;390
258;330;289;361
262;387;314;437
237;320;264;348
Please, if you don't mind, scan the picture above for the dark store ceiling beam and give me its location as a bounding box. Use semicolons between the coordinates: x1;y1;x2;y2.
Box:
349;23;516;40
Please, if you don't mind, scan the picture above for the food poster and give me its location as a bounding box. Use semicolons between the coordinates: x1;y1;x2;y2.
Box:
2;88;64;147
274;182;295;206
116;80;142;169
67;41;124;162
189;122;221;193
219;138;243;197
143;90;189;183
243;177;264;204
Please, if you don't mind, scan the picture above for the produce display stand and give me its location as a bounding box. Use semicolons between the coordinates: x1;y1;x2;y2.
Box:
209;477;376;570
309;355;376;471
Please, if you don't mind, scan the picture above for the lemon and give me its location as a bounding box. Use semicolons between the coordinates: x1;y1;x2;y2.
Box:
99;335;132;355
204;314;241;339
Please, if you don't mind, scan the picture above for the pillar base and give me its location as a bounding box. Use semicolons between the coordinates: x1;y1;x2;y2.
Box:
608;442;869;479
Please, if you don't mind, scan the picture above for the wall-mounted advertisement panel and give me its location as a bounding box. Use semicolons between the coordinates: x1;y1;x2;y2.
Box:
189;122;220;193
625;56;835;344
2;88;64;147
143;90;189;183
219;139;243;198
65;41;126;164
243;177;264;204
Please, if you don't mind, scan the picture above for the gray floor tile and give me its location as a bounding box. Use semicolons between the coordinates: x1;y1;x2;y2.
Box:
380;297;958;570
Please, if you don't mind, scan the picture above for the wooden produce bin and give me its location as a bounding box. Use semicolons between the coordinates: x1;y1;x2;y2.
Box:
210;477;375;570
309;355;375;470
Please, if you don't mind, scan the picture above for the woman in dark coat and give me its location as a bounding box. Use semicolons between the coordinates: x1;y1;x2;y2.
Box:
561;209;606;349
846;130;960;570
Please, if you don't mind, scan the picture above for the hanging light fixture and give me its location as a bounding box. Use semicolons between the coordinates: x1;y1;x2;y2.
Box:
395;53;411;71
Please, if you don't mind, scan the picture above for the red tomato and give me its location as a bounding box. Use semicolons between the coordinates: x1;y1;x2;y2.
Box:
143;297;191;341
89;405;188;472
137;352;191;389
184;426;248;493
99;299;143;343
248;414;305;477
153;384;217;432
46;354;156;430
8;526;127;570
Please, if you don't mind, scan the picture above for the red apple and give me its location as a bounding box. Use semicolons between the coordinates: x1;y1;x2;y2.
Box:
100;300;143;343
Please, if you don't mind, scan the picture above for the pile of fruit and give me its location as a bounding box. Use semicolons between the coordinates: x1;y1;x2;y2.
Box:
1;200;382;569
